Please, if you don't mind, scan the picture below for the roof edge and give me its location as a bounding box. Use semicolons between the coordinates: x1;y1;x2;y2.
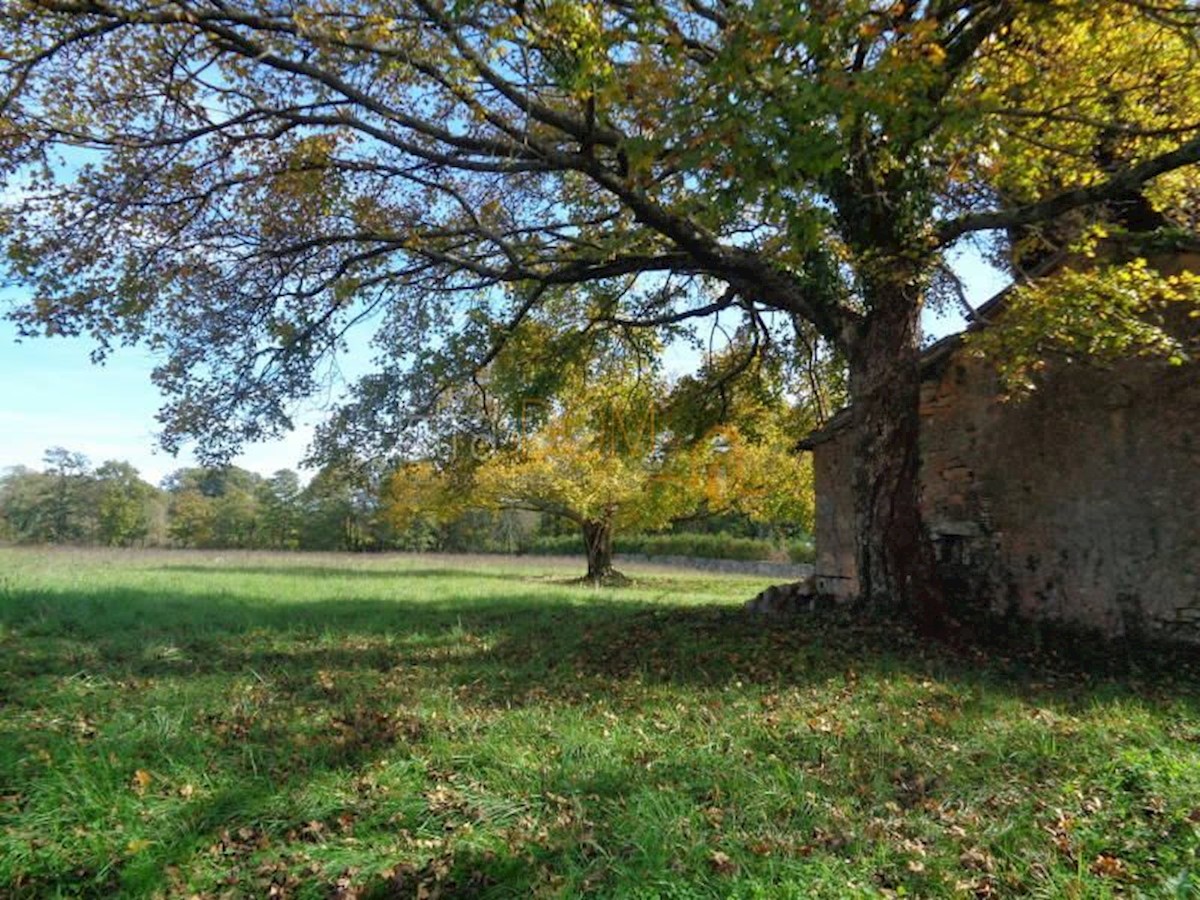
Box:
797;265;1036;450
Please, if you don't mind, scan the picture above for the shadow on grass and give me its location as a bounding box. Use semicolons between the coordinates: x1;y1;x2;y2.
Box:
2;572;1199;898
2;564;1200;691
4;576;1198;705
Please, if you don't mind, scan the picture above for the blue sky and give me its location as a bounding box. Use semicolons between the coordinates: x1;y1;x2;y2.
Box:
0;323;320;484
0;249;1009;486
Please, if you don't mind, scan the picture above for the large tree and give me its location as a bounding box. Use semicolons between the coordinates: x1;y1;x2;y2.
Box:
2;1;1198;618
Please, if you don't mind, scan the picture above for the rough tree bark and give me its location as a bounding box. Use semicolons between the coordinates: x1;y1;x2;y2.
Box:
581;518;617;584
845;281;949;636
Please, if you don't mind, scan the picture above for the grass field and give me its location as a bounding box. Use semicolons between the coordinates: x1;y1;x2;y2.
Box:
1;548;1198;898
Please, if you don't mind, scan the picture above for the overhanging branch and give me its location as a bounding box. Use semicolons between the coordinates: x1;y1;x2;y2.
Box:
935;134;1200;246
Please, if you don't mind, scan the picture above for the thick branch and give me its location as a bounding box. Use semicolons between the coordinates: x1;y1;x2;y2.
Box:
936;134;1200;245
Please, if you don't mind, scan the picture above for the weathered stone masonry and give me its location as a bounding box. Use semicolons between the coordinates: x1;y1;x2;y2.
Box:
808;269;1200;644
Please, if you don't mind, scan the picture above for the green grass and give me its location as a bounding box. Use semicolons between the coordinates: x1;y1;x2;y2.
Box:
1;548;1198;898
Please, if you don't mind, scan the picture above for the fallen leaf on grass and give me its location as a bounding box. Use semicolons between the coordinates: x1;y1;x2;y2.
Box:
210;826;270;858
131;769;152;795
379;851;494;898
329;866;361;899
703;806;725;828
709;850;736;875
954;877;997;898
958;847;996;873
1091;854;1127;879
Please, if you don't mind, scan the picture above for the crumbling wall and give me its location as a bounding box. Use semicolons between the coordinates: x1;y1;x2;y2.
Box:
811;429;858;600
920;350;1200;642
812;350;1200;643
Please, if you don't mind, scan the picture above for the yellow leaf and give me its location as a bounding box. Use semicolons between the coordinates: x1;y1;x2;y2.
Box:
131;769;153;794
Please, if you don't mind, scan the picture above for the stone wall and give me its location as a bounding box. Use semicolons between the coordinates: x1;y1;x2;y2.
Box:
811;426;858;600
812;347;1200;643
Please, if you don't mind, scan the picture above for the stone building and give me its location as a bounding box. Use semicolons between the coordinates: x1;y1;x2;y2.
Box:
804;260;1200;644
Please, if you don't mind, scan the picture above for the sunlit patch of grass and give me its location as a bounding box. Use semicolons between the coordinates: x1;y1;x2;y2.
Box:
0;547;1198;897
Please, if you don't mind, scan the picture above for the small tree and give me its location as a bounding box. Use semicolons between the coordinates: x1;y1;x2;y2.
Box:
385;364;813;583
477;382;688;583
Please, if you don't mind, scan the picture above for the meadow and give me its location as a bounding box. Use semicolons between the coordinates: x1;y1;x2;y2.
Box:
1;548;1198;898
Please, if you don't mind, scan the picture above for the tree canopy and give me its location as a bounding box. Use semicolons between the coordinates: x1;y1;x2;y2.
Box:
3;0;1194;450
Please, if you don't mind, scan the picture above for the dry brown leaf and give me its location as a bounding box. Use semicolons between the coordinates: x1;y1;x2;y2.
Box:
709;850;736;875
131;769;153;794
1090;854;1126;878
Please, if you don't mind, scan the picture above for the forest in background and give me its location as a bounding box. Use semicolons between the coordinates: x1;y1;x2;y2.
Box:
0;447;813;562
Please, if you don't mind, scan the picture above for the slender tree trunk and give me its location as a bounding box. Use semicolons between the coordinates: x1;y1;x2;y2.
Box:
845;284;948;636
582;518;616;583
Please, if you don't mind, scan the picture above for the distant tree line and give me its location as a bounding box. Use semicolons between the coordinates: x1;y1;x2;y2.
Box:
0;446;807;559
0;447;594;553
0;448;394;551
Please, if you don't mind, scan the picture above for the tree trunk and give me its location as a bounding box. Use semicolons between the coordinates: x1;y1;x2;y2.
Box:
845;286;949;636
582;519;616;583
